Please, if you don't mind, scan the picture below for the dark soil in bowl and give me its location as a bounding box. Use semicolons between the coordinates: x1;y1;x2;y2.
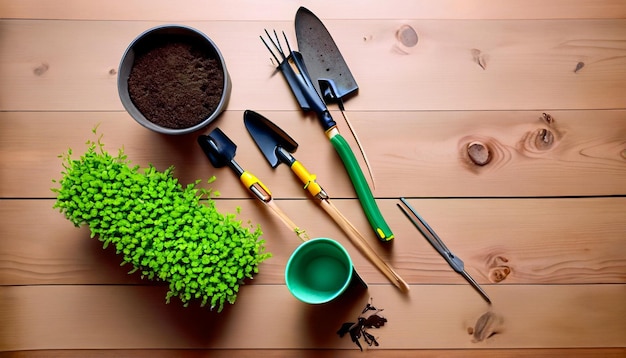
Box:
127;41;224;129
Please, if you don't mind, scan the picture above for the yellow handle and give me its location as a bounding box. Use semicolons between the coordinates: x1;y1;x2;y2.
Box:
291;161;323;197
240;171;271;195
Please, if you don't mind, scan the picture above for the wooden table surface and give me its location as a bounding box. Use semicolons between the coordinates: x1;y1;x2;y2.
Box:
1;1;625;356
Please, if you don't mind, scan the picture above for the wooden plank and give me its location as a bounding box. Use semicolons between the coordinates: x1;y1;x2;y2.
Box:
1;284;624;351
2;198;624;286
2;2;624;356
5;348;626;357
1;0;625;20
1;110;625;199
1;19;625;112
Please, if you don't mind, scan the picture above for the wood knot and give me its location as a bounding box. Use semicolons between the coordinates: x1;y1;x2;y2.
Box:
460;136;508;174
469;311;503;343
541;112;554;125
33;62;49;76
489;267;511;283
621;149;626;160
574;61;585;73
396;25;418;48
471;49;487;70
467;141;492;166
488;255;511;283
517;114;562;156
535;128;555;150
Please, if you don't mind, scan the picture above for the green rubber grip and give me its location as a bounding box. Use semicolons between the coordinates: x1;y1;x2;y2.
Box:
330;133;394;241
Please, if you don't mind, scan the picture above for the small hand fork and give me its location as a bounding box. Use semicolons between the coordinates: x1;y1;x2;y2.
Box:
397;197;491;304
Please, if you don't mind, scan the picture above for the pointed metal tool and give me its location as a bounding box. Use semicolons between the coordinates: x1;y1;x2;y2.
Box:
295;7;358;100
294;6;374;189
244;110;409;291
397;197;491;304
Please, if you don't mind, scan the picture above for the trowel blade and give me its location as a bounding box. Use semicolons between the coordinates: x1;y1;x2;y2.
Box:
243;110;298;168
295;6;359;102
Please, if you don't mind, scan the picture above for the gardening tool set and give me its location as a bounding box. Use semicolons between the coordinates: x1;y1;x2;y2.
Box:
243;109;409;292
197;7;490;302
260;8;393;243
198;124;369;291
198;128;309;242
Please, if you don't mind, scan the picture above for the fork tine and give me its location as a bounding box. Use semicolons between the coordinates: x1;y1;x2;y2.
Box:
260;35;280;64
282;31;293;54
272;29;284;56
263;29;286;60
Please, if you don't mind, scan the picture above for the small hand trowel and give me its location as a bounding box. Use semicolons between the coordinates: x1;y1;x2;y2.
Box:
243;110;326;200
295;7;358;103
244;110;408;291
198;128;308;241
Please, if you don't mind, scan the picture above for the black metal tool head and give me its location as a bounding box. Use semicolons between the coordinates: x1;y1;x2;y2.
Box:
197;127;237;169
244;110;298;168
295;6;359;103
260;30;328;115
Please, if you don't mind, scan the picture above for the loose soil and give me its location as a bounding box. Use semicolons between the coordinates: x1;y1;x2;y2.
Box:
128;41;224;129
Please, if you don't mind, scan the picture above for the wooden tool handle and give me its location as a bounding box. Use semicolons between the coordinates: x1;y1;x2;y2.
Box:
265;199;309;242
319;199;409;292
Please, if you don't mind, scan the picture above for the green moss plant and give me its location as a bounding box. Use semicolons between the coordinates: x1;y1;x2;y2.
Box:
52;130;271;312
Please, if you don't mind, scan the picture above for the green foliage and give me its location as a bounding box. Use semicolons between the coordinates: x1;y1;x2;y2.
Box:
51;132;271;312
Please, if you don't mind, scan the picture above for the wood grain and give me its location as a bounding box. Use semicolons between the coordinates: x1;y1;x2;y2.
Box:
1;0;625;355
1;19;625;112
2;198;624;286
5;348;626;358
2;0;625;20
1;110;625;199
1;284;624;351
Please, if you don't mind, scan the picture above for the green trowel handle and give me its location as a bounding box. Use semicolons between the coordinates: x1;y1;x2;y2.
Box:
327;128;394;241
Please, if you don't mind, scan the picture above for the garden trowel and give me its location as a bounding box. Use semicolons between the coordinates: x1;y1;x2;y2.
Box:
244;110;408;291
294;7;375;187
243;110;326;200
198;128;308;241
260;8;393;242
295;7;358;103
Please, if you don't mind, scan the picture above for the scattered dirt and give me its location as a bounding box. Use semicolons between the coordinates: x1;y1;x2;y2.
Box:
128;41;224;129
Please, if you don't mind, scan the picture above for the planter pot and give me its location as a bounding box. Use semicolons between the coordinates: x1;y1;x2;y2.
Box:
118;25;231;135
